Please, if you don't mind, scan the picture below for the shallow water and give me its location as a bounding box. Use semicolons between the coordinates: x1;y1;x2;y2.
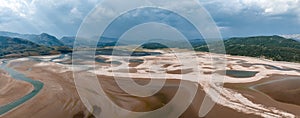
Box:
250;63;300;72
0;60;44;115
217;70;258;78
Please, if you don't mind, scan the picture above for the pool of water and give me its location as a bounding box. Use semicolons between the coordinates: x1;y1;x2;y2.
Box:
217;70;259;78
128;59;144;63
256;63;299;72
95;58;122;65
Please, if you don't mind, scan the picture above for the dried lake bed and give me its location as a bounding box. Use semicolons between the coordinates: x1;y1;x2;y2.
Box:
0;49;300;118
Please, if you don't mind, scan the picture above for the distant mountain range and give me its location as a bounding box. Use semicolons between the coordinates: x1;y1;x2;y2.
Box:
142;35;300;62
0;31;64;46
0;31;300;62
194;35;300;62
0;31;73;58
60;36;119;47
0;31;122;58
0;36;61;58
60;36;76;47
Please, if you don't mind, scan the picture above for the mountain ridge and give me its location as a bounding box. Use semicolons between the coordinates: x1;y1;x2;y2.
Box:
1;31;300;62
0;36;59;58
194;35;300;62
0;31;64;46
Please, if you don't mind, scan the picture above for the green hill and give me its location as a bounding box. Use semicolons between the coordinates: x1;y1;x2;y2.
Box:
0;36;66;58
195;35;300;62
0;31;64;46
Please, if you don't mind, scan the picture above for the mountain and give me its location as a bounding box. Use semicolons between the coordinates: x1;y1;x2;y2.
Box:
1;31;299;62
35;33;64;46
60;36;75;47
195;35;300;62
141;42;169;49
0;31;64;46
280;34;300;42
60;36;119;47
0;36;60;58
141;38;206;50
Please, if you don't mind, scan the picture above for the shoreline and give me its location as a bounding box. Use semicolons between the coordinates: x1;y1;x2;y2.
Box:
0;60;44;116
0;50;299;117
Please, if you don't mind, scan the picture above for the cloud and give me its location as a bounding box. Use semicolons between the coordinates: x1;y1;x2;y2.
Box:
243;0;299;15
0;0;300;38
201;0;300;16
70;7;82;18
0;0;34;18
198;0;300;37
0;0;100;37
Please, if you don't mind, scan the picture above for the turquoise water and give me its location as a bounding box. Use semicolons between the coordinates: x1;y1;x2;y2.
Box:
0;60;44;115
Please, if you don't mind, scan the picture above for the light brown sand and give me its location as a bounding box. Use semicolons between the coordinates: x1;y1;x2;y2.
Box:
77;67;263;117
0;70;33;106
2;61;90;118
166;69;194;74
225;74;300;116
2;51;300;118
2;59;258;118
255;77;300;106
97;75;259;118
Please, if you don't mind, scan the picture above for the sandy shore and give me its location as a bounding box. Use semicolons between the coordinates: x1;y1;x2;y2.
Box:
96;75;259;118
88;50;299;117
0;70;33;106
225;74;300;117
255;78;300;106
1;60;90;118
0;49;299;118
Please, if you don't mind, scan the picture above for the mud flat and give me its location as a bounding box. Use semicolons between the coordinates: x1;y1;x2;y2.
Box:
1;58;90;118
89;50;300;117
1;55;257;118
225;74;300;117
254;77;300;106
95;75;259;118
0;70;33;106
1;49;300;118
0;60;43;116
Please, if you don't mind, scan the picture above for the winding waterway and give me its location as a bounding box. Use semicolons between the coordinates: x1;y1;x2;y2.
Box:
0;60;44;116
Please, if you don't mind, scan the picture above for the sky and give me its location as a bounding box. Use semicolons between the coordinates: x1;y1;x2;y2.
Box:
0;0;300;39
